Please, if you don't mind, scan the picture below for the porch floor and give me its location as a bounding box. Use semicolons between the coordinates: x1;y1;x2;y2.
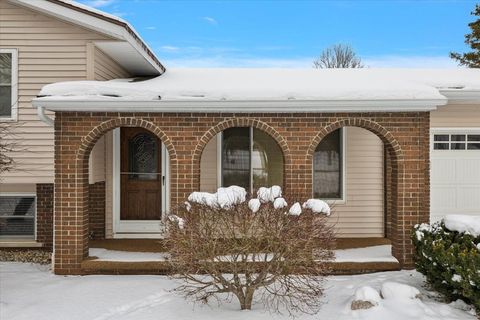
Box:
84;238;399;275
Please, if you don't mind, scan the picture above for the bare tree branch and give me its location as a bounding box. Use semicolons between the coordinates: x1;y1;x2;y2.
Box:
313;43;364;68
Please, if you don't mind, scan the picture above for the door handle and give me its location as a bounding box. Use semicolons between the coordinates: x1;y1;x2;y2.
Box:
162;175;165;186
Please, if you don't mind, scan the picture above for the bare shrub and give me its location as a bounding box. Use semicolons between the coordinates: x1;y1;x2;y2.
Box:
165;198;335;315
0;124;16;176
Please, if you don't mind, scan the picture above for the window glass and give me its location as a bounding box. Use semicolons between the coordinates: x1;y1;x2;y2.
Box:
434;134;448;142
222;127;251;190
468;135;480;142
451;143;466;150
252;128;283;190
128;133;159;180
434;143;449;150
0;196;35;238
313;129;342;199
467;143;480;150
451;134;466;142
0;53;12;117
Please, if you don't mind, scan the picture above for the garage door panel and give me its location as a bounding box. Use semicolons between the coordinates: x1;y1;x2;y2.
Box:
431;159;456;182
457;186;480;209
431;131;480;222
456;159;480;182
431;186;456;211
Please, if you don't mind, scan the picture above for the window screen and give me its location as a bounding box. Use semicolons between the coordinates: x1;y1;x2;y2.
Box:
0;52;12;117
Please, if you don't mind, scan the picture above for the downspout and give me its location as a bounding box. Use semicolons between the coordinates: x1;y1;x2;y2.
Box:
37;106;54;126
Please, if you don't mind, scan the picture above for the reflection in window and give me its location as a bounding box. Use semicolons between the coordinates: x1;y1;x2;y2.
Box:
221;127;284;192
313;129;343;199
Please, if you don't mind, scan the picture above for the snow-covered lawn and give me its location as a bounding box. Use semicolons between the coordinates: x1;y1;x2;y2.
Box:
1;262;476;320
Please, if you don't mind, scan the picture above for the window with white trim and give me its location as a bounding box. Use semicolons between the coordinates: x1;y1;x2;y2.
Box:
0;195;36;239
220;127;284;192
0;49;18;120
313;128;344;200
433;134;480;150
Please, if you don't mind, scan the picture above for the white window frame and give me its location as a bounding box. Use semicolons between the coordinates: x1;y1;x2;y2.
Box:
0;48;19;122
0;193;37;240
312;128;347;204
431;128;480;152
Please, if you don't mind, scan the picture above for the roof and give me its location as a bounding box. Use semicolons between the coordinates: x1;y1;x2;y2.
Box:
10;0;165;76
33;68;480;113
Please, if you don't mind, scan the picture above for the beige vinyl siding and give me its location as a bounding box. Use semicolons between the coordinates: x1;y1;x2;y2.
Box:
89;136;105;184
200;137;218;192
93;47;129;81
431;104;480;128
0;0;130;184
332;127;384;237
198;127;384;237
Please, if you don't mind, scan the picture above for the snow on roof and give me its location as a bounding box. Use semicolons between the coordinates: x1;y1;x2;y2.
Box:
37;68;480;103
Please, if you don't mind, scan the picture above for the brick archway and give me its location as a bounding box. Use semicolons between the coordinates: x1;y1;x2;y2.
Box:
192;117;292;192
306;118;406;265
54;117;176;274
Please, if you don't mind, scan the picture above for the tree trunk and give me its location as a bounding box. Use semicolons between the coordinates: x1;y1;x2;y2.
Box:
243;288;255;310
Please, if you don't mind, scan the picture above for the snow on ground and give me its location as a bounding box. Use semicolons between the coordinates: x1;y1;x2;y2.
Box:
333;245;399;263
1;262;475;320
444;215;480;237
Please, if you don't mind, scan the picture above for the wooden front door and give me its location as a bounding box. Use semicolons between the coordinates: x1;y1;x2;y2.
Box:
120;128;162;220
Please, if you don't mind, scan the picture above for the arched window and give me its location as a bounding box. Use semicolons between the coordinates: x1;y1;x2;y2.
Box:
221;127;283;192
313;128;343;199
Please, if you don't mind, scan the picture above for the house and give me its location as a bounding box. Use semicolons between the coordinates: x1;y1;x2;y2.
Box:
1;0;479;275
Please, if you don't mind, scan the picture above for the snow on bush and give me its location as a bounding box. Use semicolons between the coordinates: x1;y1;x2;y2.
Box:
273;197;288;209
289;202;302;215
188;186;246;209
302;199;331;216
248;198;261;213
381;282;420;300
413;220;480;312
444;215;480;238
257;186;282;203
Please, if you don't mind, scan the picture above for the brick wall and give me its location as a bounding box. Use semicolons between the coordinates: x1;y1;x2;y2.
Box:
53;112;430;274
36;183;53;249
88;181;105;240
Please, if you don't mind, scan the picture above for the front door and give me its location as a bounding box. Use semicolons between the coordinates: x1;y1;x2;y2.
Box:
120;128;162;221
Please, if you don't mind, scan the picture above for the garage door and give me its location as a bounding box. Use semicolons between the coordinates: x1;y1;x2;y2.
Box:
430;131;480;222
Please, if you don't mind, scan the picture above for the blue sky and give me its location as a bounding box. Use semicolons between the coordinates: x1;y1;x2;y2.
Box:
78;0;477;68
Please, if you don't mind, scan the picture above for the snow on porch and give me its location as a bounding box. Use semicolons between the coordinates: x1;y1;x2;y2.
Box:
88;245;398;263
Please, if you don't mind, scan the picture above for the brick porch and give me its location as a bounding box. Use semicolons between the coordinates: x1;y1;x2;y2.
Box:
53;112;430;274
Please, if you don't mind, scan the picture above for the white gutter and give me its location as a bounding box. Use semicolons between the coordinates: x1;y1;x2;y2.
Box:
32;98;447;113
37;106;54;126
439;89;480;104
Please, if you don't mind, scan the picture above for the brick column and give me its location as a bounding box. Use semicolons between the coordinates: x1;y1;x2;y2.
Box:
36;183;53;249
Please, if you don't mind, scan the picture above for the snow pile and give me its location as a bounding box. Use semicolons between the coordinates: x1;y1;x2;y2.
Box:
302;199;331;216
257;186;282;203
248;198;261;213
89;248;169;262
444;215;480;237
288;202;302;215
353;286;382;306
381;282;420;300
188;186;247;209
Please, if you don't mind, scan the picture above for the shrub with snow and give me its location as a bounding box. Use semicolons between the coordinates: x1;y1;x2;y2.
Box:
413;217;480;312
166;186;336;315
380;282;420;300
351;286;381;310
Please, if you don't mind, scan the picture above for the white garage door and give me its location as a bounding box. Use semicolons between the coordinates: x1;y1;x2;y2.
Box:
430;131;480;222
